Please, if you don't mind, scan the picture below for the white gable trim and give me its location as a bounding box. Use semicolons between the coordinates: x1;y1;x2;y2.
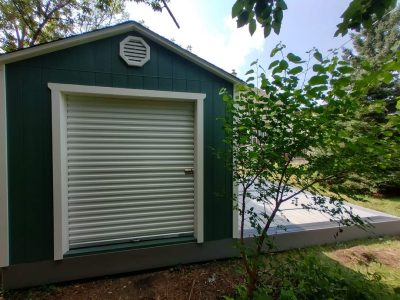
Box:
0;23;135;65
0;22;240;85
0;63;9;267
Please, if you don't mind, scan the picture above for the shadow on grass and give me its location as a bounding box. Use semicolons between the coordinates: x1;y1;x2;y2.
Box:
264;237;400;299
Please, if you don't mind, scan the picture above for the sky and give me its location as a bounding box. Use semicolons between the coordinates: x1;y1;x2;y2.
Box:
127;0;352;79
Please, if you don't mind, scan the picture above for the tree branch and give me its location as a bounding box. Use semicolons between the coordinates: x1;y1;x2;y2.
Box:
161;0;180;28
29;0;73;46
275;155;293;204
281;174;337;203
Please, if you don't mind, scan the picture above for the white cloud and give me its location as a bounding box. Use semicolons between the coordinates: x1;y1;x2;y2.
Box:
126;0;265;78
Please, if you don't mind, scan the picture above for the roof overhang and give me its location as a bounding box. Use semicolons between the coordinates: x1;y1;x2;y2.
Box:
0;21;241;85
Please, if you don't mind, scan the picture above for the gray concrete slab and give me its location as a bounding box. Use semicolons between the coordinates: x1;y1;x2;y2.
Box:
238;185;400;238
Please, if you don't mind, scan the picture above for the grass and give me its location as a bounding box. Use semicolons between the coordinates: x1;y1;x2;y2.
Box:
263;236;400;299
325;237;400;294
345;195;400;217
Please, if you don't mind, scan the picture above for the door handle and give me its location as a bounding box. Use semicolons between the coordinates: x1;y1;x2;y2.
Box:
184;168;194;175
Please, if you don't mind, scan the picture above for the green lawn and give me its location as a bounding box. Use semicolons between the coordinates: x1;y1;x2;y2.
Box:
324;237;400;293
266;236;400;299
346;196;400;217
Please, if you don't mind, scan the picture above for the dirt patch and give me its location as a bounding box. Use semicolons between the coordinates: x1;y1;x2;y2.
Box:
329;245;400;268
3;260;243;300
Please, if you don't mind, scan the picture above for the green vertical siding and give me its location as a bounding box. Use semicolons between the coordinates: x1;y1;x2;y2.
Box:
6;31;233;264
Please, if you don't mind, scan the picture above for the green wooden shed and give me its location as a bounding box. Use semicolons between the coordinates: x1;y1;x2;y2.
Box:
0;21;240;289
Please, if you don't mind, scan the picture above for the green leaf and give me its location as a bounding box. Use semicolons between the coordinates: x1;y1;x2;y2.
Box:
287;53;302;63
254;0;268;18
272;60;289;75
337;66;353;74
250;59;258;66
288;66;303;75
270;45;281;57
313;51;323;62
279;60;289;70
237;10;250;28
271;20;281;34
309;85;328;93
246;76;255;83
309;75;328;85
249;19;257;35
339;130;349;138
273;8;284;23
381;72;393;84
268;60;279;69
264;24;272;37
245;69;254;75
383;131;393;137
333;77;351;87
232;0;243;18
312;64;325;73
276;0;288;10
396;100;400;110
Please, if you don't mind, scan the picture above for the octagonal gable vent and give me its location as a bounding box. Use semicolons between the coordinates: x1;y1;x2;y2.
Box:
120;36;150;67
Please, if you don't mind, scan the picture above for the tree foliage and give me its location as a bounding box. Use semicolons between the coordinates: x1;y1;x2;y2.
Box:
344;7;400;111
231;0;397;37
0;0;167;52
220;44;400;298
341;8;400;194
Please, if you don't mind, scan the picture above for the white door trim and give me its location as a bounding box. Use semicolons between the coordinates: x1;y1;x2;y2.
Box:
0;64;9;267
48;83;205;260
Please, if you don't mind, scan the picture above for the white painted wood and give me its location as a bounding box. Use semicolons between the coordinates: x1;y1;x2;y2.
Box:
0;23;136;64
0;63;9;267
51;90;69;260
49;83;205;258
48;83;205;101
194;98;204;243
120;36;150;67
0;22;240;84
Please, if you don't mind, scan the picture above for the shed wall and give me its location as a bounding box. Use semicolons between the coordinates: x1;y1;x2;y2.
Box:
6;31;233;264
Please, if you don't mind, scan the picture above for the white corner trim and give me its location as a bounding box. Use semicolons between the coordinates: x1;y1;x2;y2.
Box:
48;83;206;259
0;63;9;267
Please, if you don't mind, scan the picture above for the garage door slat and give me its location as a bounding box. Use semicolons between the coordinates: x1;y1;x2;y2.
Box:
66;95;195;249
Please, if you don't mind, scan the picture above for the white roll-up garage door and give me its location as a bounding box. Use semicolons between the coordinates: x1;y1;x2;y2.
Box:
65;95;195;249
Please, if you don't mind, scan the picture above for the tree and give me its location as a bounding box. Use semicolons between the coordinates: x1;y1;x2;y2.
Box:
0;0;168;52
344;7;400;112
231;0;397;38
220;45;400;299
342;8;400;194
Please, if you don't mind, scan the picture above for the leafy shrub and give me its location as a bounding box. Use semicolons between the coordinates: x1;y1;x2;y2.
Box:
226;252;395;299
261;253;392;300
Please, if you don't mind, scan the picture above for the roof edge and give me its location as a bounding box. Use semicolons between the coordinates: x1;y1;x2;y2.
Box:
0;21;241;84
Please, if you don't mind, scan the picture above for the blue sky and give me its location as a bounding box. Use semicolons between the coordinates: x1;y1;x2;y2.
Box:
128;0;352;79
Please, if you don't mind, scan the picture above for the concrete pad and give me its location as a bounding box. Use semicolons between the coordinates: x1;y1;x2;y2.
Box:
238;185;400;239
